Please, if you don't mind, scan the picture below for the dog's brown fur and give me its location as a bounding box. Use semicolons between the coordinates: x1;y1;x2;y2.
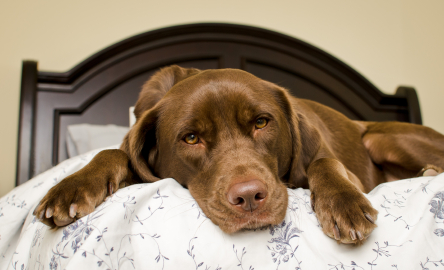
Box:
34;65;444;244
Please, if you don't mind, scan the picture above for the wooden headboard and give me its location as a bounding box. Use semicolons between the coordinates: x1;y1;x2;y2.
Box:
17;23;422;186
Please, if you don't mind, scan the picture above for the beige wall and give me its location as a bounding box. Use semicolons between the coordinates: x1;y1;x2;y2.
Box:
1;0;443;196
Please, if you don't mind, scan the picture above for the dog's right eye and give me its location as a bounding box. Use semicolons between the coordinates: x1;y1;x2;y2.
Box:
184;134;199;145
255;118;268;129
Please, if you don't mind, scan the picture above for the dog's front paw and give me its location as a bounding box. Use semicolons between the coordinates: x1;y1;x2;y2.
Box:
312;189;378;244
33;171;118;228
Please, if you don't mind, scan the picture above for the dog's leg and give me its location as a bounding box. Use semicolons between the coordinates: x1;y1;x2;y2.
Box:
308;158;378;244
362;122;444;179
33;149;139;228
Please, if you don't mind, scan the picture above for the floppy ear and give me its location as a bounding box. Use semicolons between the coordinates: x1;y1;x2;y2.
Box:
134;65;200;119
287;111;322;188
121;65;201;182
266;83;322;189
120;106;160;182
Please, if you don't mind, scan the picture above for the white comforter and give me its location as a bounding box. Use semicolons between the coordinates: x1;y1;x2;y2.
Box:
1;146;443;270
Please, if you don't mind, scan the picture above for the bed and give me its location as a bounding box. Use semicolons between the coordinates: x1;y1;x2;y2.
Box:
2;23;443;269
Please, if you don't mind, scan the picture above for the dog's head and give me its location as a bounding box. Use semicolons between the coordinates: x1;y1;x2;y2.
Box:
123;65;316;233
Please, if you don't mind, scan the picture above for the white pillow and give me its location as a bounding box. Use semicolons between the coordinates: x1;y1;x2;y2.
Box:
66;124;129;157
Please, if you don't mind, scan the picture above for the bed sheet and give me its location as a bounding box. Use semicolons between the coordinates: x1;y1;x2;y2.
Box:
1;146;443;269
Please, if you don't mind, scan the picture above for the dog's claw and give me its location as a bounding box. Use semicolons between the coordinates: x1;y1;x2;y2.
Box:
350;229;357;241
69;204;78;218
45;207;54;218
108;182;113;196
357;231;364;240
333;224;341;240
364;212;375;224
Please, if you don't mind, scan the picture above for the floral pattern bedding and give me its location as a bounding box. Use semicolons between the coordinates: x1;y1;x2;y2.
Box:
1;146;443;270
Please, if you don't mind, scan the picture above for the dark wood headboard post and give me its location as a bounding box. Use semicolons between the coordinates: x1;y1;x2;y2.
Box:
16;60;38;185
396;86;422;124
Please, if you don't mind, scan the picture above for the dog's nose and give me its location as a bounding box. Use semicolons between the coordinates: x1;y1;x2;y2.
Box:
227;180;268;212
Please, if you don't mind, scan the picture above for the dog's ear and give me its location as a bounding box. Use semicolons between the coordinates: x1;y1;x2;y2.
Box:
134;65;200;119
122;65;200;182
288;111;322;188
120;106;160;182
266;83;322;188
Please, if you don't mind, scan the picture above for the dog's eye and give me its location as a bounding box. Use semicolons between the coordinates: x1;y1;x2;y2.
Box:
184;134;199;145
255;118;268;129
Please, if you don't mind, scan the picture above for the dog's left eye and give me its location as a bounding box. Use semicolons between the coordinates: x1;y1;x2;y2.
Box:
184;134;199;145
255;118;268;129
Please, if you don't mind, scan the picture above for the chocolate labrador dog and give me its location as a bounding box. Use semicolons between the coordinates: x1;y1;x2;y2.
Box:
33;65;444;244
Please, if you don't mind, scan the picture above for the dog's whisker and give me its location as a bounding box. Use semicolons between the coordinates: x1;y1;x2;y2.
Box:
193;218;208;236
165;200;196;211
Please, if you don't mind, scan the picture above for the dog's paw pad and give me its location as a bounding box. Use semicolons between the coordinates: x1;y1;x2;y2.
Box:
423;169;439;177
418;165;443;177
